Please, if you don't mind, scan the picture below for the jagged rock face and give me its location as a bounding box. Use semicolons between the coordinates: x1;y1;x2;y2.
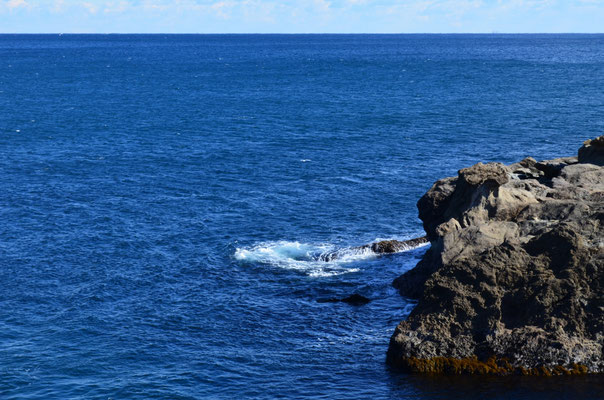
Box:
388;136;604;374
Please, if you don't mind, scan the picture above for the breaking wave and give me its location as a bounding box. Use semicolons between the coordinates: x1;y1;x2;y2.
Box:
233;239;426;277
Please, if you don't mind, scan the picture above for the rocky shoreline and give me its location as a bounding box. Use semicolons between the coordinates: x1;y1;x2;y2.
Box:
387;136;604;375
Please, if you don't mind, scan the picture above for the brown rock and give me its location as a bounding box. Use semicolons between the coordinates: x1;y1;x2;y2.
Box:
388;136;604;374
458;162;509;187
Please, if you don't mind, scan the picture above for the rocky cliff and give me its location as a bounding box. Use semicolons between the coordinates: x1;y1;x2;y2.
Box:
387;136;604;375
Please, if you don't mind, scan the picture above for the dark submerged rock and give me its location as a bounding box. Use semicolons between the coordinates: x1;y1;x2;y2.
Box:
341;294;371;305
388;135;604;375
318;294;371;306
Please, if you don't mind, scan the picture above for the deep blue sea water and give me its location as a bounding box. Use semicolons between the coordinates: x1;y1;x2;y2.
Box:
1;34;604;399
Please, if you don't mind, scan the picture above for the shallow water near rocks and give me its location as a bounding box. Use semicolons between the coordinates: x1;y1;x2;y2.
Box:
1;34;603;399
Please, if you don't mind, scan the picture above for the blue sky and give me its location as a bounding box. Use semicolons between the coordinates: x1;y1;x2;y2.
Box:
1;0;603;33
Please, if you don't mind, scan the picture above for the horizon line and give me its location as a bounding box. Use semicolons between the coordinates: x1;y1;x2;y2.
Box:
1;32;604;35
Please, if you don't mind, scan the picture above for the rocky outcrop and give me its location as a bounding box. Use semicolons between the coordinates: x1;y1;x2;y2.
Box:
318;236;428;262
387;136;604;375
579;136;604;165
365;237;428;254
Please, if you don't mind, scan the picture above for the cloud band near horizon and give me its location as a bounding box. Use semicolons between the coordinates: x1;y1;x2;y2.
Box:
1;0;603;33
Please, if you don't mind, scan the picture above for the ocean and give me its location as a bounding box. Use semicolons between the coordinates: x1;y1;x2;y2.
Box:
1;34;603;399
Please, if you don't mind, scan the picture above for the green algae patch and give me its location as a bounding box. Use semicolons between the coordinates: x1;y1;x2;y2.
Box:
397;356;590;376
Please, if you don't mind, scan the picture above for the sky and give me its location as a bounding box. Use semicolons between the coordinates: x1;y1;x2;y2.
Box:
0;0;603;33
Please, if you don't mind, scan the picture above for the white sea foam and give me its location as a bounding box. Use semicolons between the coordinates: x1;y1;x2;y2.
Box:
308;268;360;278
234;238;427;277
234;241;371;277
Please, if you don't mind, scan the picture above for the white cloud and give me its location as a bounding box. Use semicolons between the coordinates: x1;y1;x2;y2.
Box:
314;0;331;12
82;2;99;13
211;1;235;19
6;0;28;9
102;1;130;13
